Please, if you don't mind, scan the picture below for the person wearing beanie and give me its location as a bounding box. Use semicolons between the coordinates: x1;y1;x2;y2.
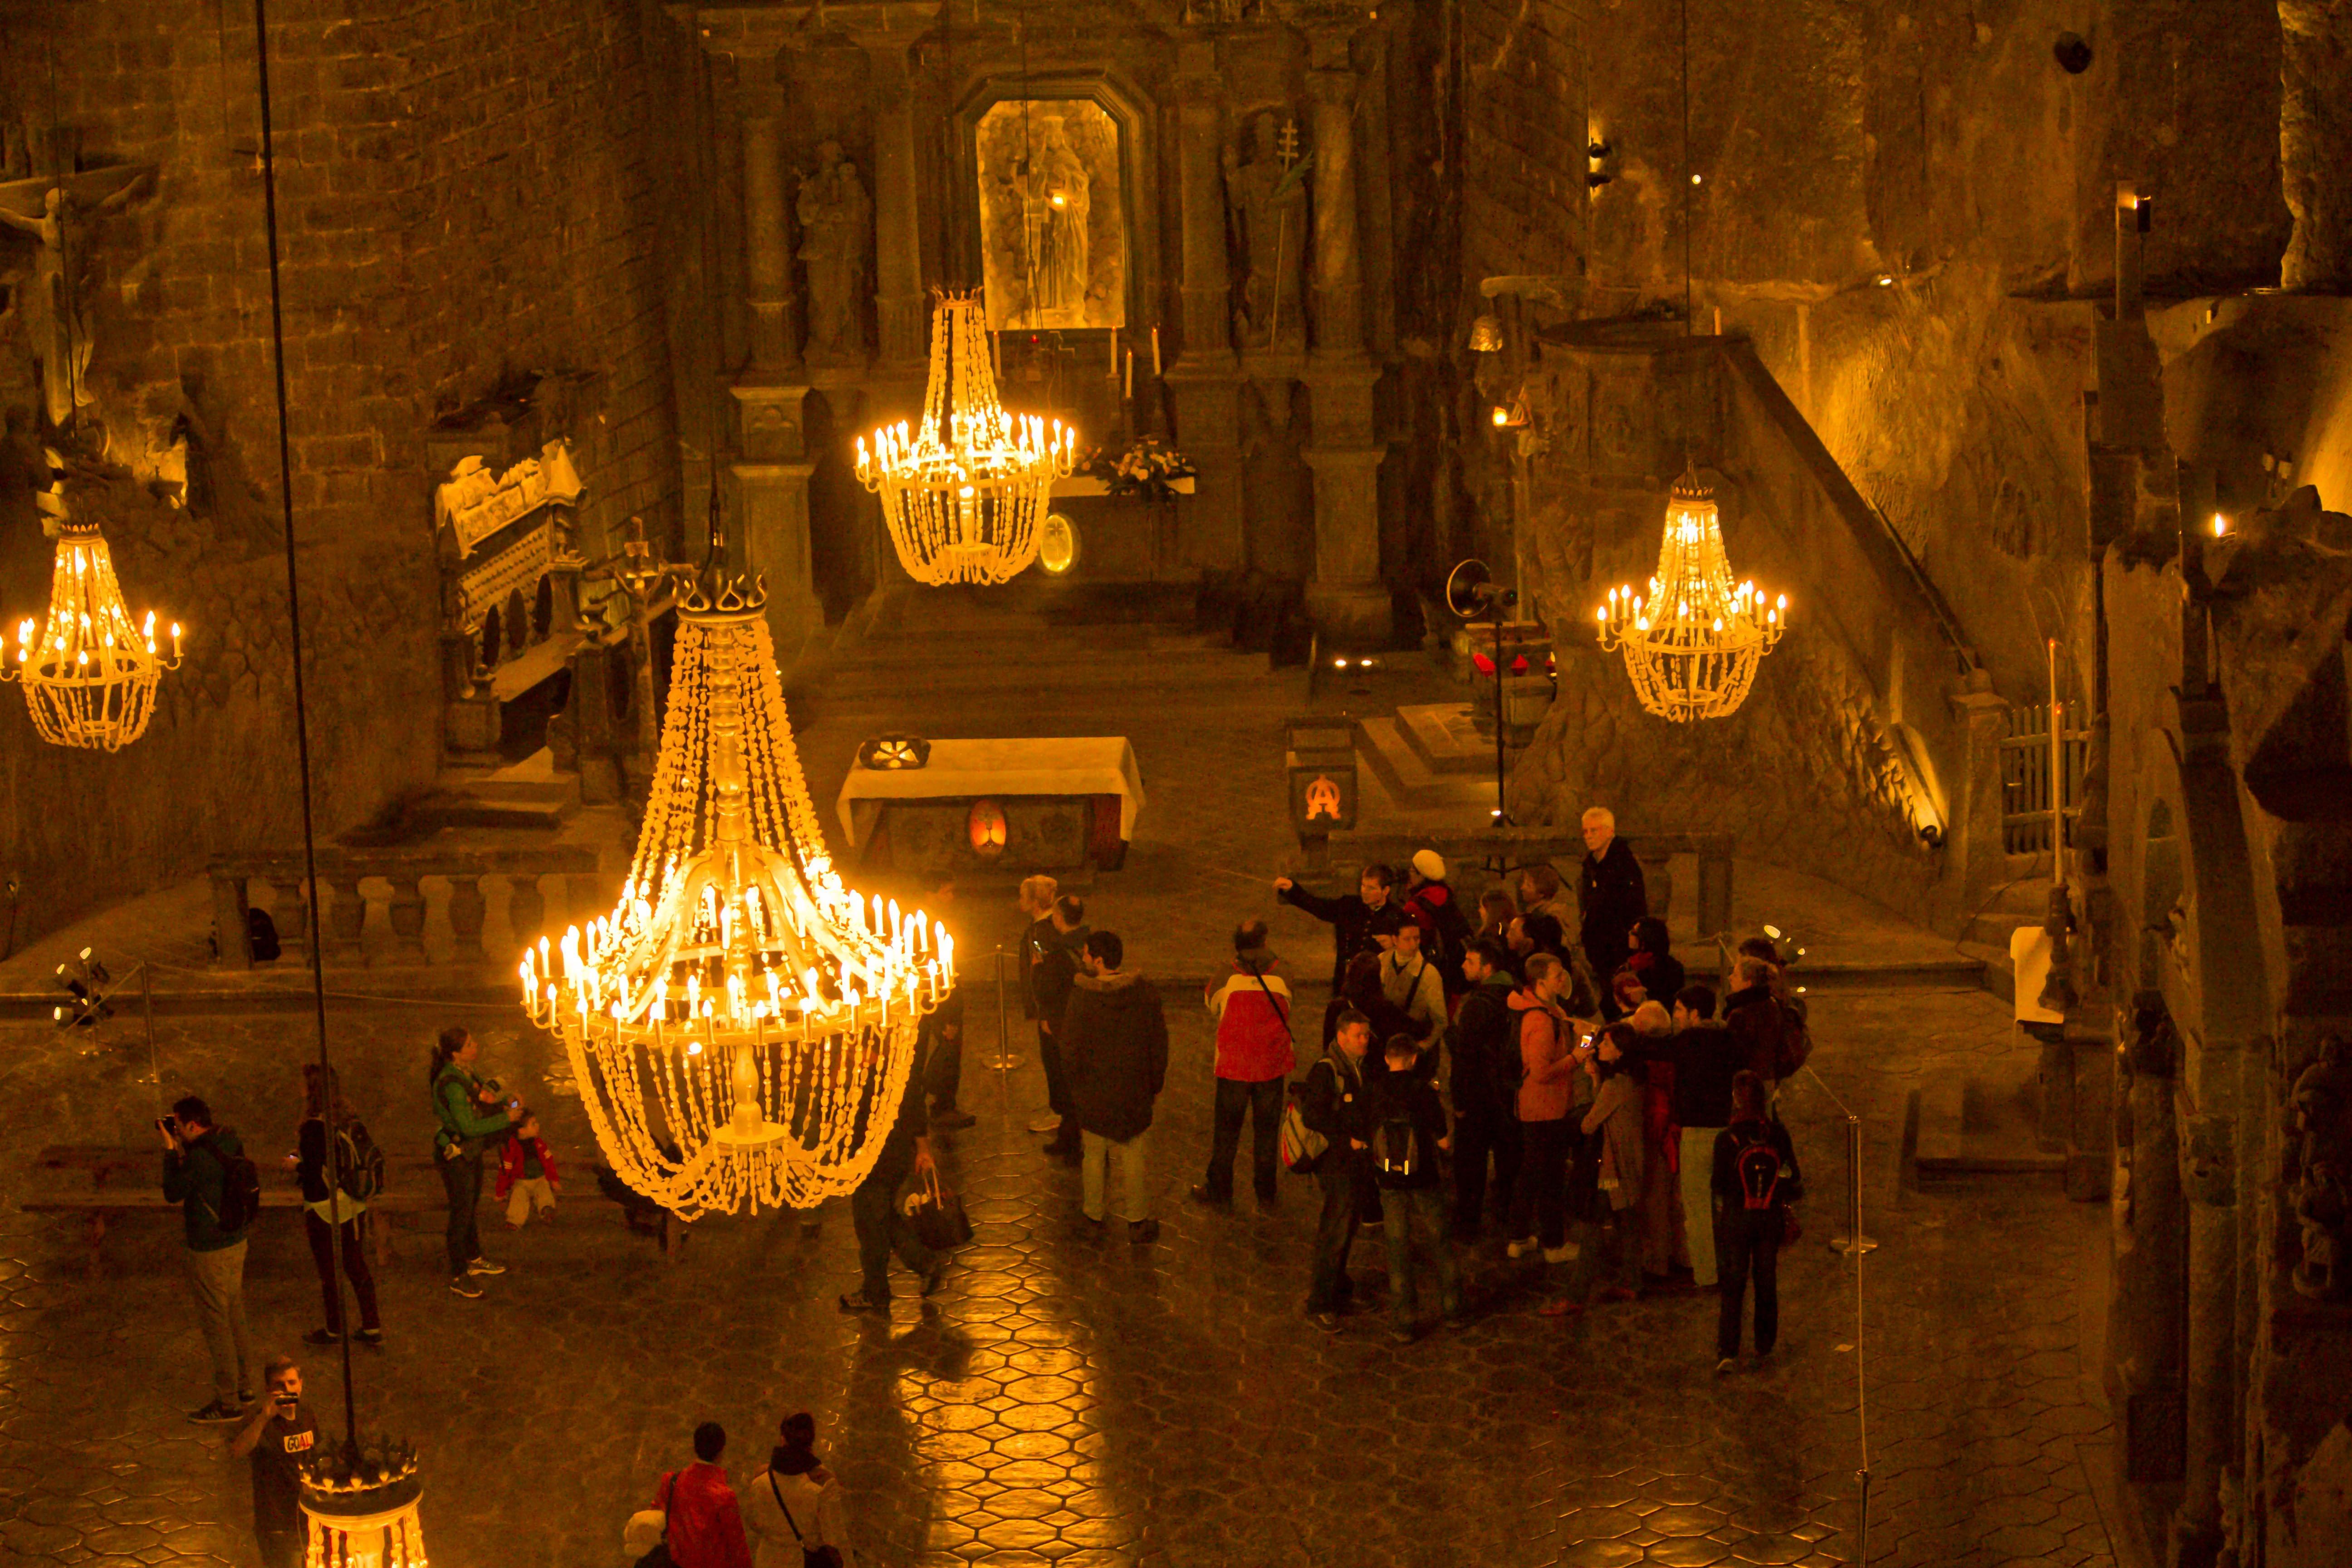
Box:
744;1411;852;1568
1401;849;1473;993
1192;919;1294;1212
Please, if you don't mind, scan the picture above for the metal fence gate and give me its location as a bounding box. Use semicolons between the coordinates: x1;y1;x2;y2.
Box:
2000;701;2089;854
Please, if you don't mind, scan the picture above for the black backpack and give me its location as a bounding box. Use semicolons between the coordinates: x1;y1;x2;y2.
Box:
334;1118;387;1202
247;907;282;962
204;1136;266;1233
1730;1127;1787;1211
1374;1112;1424;1179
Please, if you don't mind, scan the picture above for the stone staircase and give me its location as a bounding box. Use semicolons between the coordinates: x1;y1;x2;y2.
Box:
410;748;582;831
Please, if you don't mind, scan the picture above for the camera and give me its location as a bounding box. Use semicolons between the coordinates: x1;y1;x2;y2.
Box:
156;1114;179;1135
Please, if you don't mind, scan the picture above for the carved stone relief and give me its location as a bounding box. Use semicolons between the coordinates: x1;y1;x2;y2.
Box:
978;100;1124;331
1223;109;1304;349
2288;1035;2352;1300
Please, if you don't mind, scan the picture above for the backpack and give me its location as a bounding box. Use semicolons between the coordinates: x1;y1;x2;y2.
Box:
334;1118;387;1202
1279;1080;1328;1175
1373;1112;1422;1179
203;1136;265;1233
247;907;281;962
1732;1129;1786;1211
1772;995;1813;1078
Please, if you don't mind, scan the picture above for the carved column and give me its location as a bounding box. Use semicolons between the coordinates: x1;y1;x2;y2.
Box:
731;383;826;669
1306;37;1363;359
2283;1;2352;289
739;56;800;373
858;32;927;369
1175;41;1230;357
1301;438;1389;645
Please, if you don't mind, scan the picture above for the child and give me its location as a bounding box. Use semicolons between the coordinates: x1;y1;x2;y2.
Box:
1363;1032;1460;1342
496;1109;560;1228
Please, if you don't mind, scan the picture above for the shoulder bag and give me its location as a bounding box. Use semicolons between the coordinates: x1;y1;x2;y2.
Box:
767;1470;845;1568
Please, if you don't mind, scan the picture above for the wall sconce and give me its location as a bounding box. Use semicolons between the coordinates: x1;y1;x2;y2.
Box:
1468;314;1503;353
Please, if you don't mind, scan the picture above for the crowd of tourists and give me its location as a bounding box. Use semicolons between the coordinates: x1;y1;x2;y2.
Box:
157;810;1809;1568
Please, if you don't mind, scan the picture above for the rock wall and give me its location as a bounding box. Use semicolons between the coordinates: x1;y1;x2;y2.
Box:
0;0;681;951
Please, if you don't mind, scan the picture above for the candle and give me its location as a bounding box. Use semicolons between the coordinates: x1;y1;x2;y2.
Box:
1125;351;1133;401
1109;325;1119;380
1151;327;1161;377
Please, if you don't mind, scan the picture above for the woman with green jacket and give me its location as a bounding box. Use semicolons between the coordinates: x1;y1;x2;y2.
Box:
430;1027;513;1298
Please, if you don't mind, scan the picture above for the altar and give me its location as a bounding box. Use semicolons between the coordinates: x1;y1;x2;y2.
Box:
836;736;1146;876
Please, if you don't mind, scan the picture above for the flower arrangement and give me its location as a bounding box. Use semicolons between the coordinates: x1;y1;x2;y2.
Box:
1078;437;1196;503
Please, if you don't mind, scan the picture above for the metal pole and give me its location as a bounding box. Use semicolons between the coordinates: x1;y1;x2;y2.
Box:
1493;609;1508;824
1829;1114;1877;1255
980;944;1022;1072
140;962;160;1113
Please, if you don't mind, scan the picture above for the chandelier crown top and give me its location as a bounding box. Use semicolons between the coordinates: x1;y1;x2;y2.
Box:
1670;467;1714;505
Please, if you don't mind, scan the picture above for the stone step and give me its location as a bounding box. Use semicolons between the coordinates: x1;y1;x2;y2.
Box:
1355;716;1502;812
1792;956;1988;992
1904;1079;2068;1181
1395;701;1492;775
414;752;581;830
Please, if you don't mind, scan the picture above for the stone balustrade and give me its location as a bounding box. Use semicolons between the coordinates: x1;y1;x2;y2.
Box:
208;845;604;969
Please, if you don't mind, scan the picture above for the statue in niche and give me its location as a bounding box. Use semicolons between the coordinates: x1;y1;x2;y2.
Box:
2290;1036;2352;1300
976;100;1124;330
797;142;870;363
0;168;151;431
1224;111;1305;350
1014;118;1091;318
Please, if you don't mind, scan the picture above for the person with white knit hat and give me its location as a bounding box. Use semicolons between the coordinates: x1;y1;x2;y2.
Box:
1402;848;1473;994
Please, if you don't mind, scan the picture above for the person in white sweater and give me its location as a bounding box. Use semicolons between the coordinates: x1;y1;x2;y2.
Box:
742;1412;852;1568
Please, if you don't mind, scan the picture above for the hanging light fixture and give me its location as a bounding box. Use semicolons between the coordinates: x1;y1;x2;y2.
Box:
519;531;952;1216
3;509;183;751
1595;468;1788;722
855;291;1076;585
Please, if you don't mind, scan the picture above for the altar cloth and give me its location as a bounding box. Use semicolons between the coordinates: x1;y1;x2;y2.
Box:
836;736;1147;849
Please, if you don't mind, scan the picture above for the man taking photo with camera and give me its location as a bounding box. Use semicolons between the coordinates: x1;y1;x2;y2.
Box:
230;1355;317;1568
159;1095;256;1422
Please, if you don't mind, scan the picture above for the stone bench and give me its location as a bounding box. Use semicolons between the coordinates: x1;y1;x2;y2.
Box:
209;844;603;969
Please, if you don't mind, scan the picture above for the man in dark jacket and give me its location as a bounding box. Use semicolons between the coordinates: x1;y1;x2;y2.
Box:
162;1095;255;1422
1302;1010;1375;1329
1449;940;1522;1237
1722;957;1788;1089
1063;931;1169;1243
1577;806;1648;982
1365;1033;1461;1342
1622;983;1741;1287
1032;895;1090;1162
839;1030;944;1313
1274;865;1408;991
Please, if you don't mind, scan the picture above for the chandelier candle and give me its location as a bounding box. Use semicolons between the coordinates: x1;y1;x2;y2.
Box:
1595;469;1787;722
856;291;1076;586
519;557;950;1216
3;521;184;750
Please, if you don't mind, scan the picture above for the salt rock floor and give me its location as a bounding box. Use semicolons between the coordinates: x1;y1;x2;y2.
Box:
2;981;2117;1568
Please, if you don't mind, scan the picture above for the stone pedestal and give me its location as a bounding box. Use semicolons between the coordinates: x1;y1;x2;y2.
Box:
1164;367;1243;570
730;381;825;666
1301;446;1388;645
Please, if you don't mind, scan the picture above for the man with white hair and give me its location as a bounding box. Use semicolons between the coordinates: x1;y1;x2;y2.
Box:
1577;806;1647;990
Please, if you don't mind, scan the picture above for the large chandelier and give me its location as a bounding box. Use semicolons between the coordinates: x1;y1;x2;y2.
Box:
3;517;183;750
519;547;951;1216
855;291;1076;585
1595;469;1787;722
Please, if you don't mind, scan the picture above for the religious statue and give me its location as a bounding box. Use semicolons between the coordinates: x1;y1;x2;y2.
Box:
796;142;870;363
0;172;147;430
1015;118;1092;322
1224;112;1306;350
976;100;1124;331
2289;1036;2352;1301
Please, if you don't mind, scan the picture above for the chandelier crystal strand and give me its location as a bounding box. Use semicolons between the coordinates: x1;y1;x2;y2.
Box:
1595;470;1788;723
856;291;1078;585
520;564;950;1216
4;521;184;750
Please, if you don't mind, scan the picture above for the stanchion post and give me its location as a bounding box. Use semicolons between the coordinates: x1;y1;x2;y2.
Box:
1829;1113;1877;1255
980;944;1022;1073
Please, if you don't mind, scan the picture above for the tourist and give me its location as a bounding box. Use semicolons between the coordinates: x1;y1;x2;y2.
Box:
1622;1001;1689;1288
1577;807;1648;982
1274;863;1408;991
838;1023;945;1313
1575;1030;1645;1304
1033;894;1090;1163
921;985;974;1131
653;1422;754;1568
429;1027;514;1298
495;1106;561;1229
1449;939;1522;1239
160;1093;254;1421
1619;916;1686;1011
1661;985;1740;1289
1473;887;1519;953
1612;968;1650;1016
1192;919;1294;1212
744;1411;851;1568
1365;1032;1463;1341
228;1354;315;1568
1505;954;1580;1265
1514;863;1574;930
1019;876;1060;1108
1302;1009;1375;1330
292;1064;382;1346
1322;949;1414;1049
1377;919;1448;1054
1063;931;1169;1244
1401;849;1473;988
1713;1070;1801;1372
1723;956;1788;1090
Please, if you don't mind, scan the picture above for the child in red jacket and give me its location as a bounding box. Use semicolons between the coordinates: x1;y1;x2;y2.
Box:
496;1109;560;1228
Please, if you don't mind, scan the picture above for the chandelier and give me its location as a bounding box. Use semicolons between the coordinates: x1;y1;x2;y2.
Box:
519;546;951;1217
3;518;183;750
855;291;1076;585
1595;470;1787;722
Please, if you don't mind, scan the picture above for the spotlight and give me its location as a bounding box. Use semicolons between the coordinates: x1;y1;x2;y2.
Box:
1877;275;1895;288
1690;174;1704;186
2211;513;2229;538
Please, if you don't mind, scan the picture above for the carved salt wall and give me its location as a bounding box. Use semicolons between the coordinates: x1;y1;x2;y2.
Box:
0;0;684;948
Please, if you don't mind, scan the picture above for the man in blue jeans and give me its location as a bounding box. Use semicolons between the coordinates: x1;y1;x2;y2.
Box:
1301;1011;1374;1329
161;1096;254;1422
1365;1033;1463;1342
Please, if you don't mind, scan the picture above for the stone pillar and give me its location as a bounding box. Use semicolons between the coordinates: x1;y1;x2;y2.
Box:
739;66;800;373
1175;41;1230;357
1305;38;1363;358
858;34;926;368
2111;1001;2187;1485
2281;1;2352;290
1164;371;1243;570
1301;445;1388;644
730;382;826;668
2175;1080;2242;1568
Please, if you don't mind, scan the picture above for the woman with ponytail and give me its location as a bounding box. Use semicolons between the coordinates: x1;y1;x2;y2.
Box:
428;1027;513;1298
